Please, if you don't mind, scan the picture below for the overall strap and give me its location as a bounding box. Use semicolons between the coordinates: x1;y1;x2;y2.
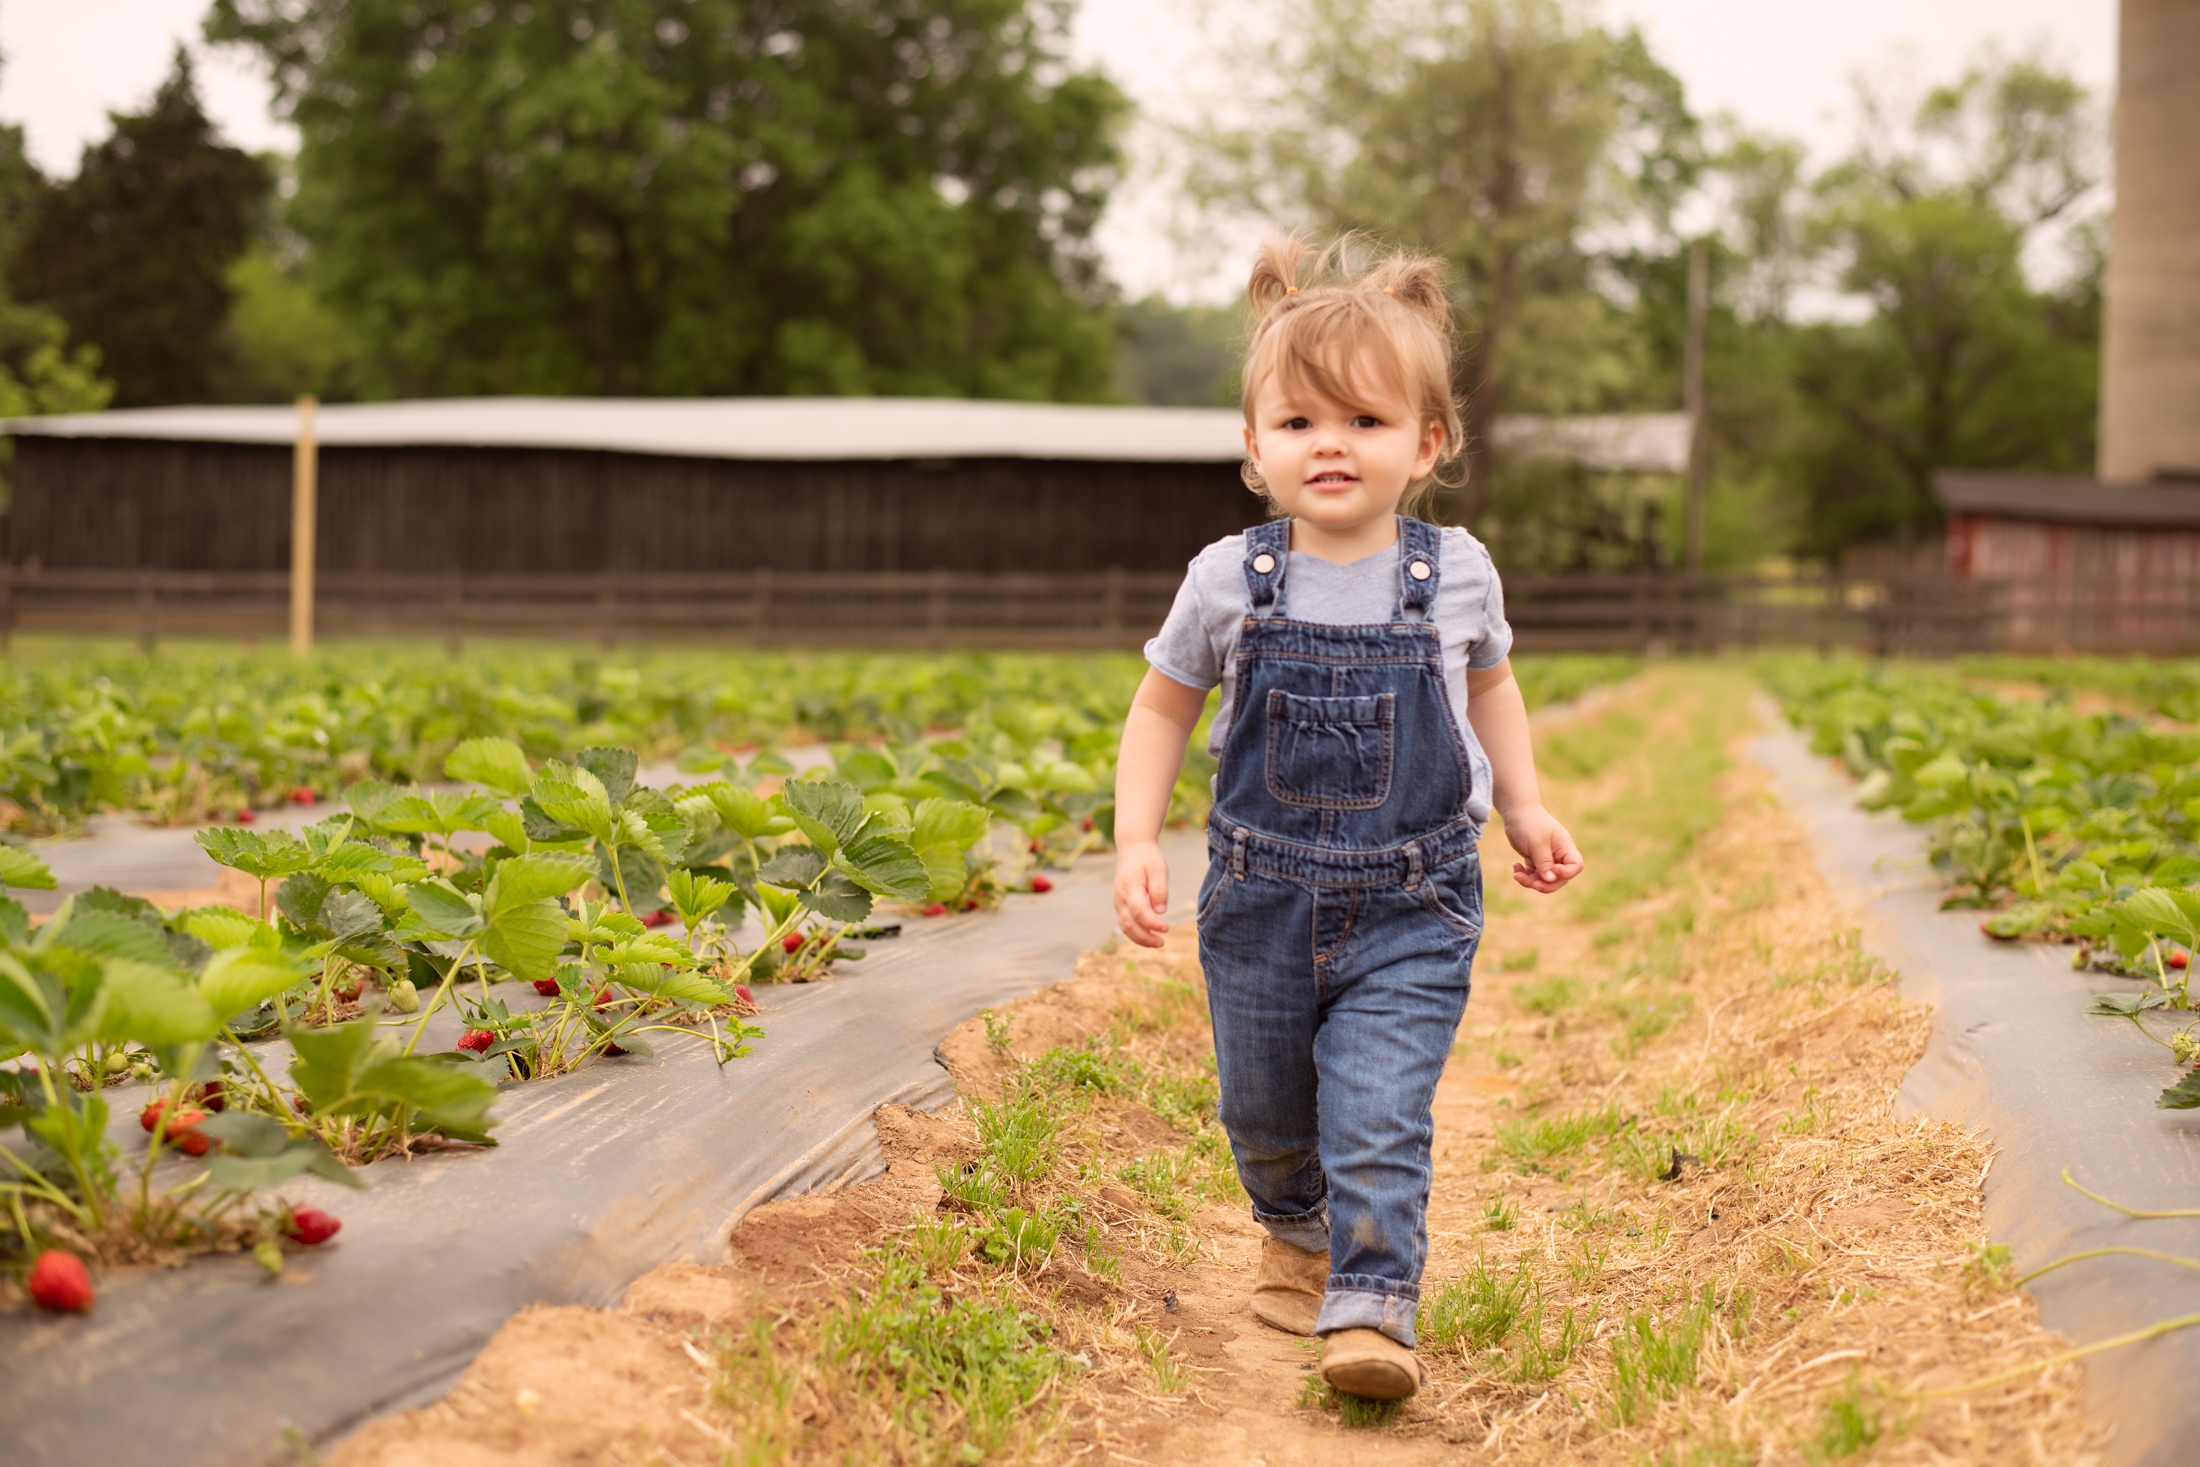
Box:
1242;520;1291;617
1395;516;1442;621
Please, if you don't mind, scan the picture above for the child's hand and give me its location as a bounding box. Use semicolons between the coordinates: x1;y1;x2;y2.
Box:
1500;805;1583;894
1114;841;1172;947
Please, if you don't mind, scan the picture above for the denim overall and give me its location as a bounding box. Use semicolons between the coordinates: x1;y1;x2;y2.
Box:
1194;515;1483;1348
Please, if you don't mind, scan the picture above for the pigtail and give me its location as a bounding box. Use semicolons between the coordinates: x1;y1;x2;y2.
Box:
1247;233;1313;321
1367;254;1456;355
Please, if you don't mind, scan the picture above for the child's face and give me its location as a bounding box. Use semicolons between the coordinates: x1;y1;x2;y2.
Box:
1243;355;1445;539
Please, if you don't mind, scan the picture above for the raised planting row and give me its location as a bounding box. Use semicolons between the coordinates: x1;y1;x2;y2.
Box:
0;719;1099;1312
1952;654;2200;724
0;638;1635;835
1764;653;2200;1115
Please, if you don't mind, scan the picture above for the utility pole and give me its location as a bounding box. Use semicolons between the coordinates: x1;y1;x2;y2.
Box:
290;395;318;658
1682;241;1708;576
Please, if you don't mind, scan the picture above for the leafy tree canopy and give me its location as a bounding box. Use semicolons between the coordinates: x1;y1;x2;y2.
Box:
208;0;1128;401
9;50;269;408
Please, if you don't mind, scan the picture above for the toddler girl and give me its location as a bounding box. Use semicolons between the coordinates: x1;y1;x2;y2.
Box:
1111;235;1583;1401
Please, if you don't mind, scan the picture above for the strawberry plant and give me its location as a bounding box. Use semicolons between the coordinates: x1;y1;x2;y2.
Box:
1768;655;2200;1112
0;848;367;1288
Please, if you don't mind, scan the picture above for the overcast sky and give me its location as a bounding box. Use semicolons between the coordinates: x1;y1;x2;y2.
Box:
0;0;2118;302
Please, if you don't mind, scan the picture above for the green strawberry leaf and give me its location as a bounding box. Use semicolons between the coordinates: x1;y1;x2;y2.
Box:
799;869;874;923
757;847;826;891
0;847;56;891
576;747;639;805
483;853;593;915
481;897;568;985
444;737;534;797
198;946;310;1022
838;834;931;902
782;778;868;857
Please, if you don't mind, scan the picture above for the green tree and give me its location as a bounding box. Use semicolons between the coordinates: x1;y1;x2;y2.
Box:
1185;0;1699;533
10;50;270;407
208;0;1127;401
1790;56;2105;554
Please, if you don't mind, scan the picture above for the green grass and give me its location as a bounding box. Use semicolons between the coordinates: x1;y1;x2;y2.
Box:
1297;1375;1406;1426
1805;1372;1891;1462
1495;1103;1627;1165
1517;975;1583;1014
1500;948;1542;972
1418;1259;1588;1383
713;1252;1070;1462
1608;1287;1718;1425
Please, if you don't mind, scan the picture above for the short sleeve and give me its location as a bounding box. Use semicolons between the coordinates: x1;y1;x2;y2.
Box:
1144;563;1223;690
1464;538;1514;670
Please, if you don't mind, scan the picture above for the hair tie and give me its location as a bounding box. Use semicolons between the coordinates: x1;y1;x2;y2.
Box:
1285;286;1298;294
1383;287;1395;296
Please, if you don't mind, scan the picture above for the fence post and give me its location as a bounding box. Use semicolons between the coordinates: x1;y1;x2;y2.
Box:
290;395;318;658
0;562;11;655
1103;565;1125;635
927;569;951;649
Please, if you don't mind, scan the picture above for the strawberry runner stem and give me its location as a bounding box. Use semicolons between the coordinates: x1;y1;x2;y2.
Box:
2017;1245;2200;1287
1914;1312;2200;1397
2062;1164;2200;1218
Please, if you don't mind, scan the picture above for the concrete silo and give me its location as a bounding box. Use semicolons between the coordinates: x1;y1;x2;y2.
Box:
2099;0;2200;483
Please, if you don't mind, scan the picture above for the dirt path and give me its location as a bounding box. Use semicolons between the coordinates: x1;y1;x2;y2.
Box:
327;668;2110;1467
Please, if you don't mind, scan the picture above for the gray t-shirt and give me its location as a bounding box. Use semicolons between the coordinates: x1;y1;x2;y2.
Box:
1144;525;1513;827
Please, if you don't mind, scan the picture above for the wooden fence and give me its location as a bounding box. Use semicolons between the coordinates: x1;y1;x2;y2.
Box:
3;565;2198;656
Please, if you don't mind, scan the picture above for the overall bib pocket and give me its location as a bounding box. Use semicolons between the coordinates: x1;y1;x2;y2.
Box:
1263;690;1396;810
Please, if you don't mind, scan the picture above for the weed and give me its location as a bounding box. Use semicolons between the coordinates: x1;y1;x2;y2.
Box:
1027;1043;1132;1095
968;1084;1060;1191
1605;990;1696;1056
1496;1103;1626;1164
1567;1238;1610;1288
1514;1287;1589;1382
1608;1286;1717;1425
1495;1046;1525;1069
972;1206;1060;1272
1652;1419;1759;1466
714;1254;1068;1463
1963;1240;2015;1297
980;1007;1015;1059
1297;1374;1405;1427
906;1213;969;1276
1135;1326;1190;1394
1805;1371;1889;1462
1501;948;1542;972
1518;975;1583;1014
1421;1256;1532;1356
1118;1151;1195;1223
1483;1192;1518;1231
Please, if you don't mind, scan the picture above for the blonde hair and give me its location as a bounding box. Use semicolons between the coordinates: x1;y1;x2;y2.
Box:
1239;233;1465;518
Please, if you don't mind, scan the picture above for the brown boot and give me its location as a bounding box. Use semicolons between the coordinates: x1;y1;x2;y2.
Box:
1248;1236;1328;1336
1319;1327;1421;1400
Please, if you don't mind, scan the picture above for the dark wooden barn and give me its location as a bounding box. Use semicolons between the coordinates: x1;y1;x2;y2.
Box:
0;398;1257;647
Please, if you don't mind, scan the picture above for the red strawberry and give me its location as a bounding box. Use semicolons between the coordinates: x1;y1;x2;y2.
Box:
140;1097;171;1133
923;903;948;917
641;908;676;928
235;810;256;824
961;900;979;912
783;932;805;952
1030;839;1042;854
456;1029;494;1053
1031;875;1054;893
533;979;562;996
733;984;755;1006
198;1079;226;1113
168;1110;210;1156
592;987;614;1011
1081;817;1094;832
26;1251;92;1313
331;975;362;1002
284;1206;343;1246
292;1093;312;1116
289;788;317;806
2173;951;2191;970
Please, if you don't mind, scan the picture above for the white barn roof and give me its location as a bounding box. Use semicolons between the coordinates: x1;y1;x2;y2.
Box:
0;397;1249;463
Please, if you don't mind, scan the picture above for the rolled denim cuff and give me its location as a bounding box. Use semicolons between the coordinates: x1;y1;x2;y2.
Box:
1252;1202;1330;1253
1315;1277;1420;1349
